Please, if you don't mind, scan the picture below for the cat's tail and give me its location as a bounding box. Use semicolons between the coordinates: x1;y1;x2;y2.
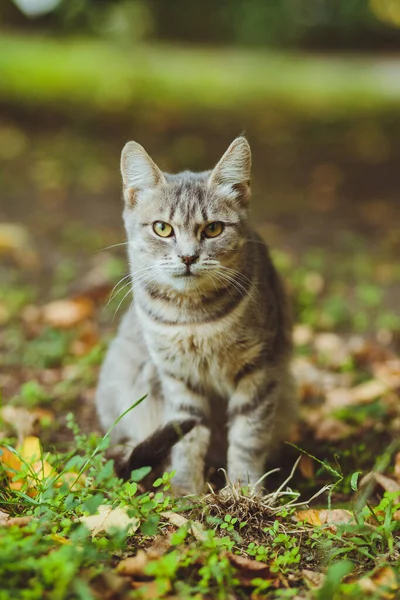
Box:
115;419;197;480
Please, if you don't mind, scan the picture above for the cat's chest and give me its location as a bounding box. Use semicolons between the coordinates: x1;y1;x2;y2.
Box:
145;320;237;395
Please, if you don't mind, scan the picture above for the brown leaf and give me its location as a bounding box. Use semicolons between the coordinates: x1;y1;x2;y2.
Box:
358;566;398;598
302;569;325;588
69;322;100;356
351;379;388;404
394;453;400;483
0;223;38;268
359;472;400;502
299;455;315;479
116;550;149;578
314;332;350;367
314;417;353;441
146;535;172;559
295;508;354;527
161;511;207;542
1;406;38;443
130;580;172;599
293;324;313;347
0;509;32;527
42;297;94;329
227;552;272;586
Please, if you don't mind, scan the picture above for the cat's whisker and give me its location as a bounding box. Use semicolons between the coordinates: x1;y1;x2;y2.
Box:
106;273;132;306
214;269;252;300
112;286;134;321
100;241;132;252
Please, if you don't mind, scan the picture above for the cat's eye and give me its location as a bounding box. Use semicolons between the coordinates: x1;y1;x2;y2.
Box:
153;221;174;238
203;222;224;238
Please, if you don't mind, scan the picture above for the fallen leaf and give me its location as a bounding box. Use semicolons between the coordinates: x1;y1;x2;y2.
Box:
295;509;354;527
351;379;388;404
42;297;94;329
20;436;42;462
394;453;400;482
30;407;55;425
227;552;272;586
299;455;315;479
0;223;38;268
358;566;398;598
293;324;313;346
0;446;23;476
146;535;172;559
130;580;171;599
1;406;38;443
56;471;87;490
314;333;350;367
161;511;207;541
79;505;140;537
314;417;353;441
0;510;32;527
302;569;325;588
116;550;149;577
359;472;400;502
69;322;99;356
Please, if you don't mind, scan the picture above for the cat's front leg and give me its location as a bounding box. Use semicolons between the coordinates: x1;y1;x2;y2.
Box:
227;377;280;489
161;373;210;495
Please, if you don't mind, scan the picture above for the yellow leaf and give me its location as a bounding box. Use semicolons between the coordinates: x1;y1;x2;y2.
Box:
19;436;42;462
31;459;54;480
79;505;140;537
0;447;23;475
56;471;86;490
295;509;322;526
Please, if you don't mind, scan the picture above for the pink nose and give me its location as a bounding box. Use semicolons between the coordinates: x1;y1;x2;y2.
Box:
180;255;199;266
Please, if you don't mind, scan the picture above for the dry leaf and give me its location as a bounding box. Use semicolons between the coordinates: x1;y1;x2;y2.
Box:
146;534;172;559
394;453;400;483
293;324;313;346
116;550;149;577
227;552;272;586
56;471;87;490
299;455;315;479
79;505;140;537
351;379;388;404
314;417;353;441
359;472;400;502
42;297;94;329
302;569;325;588
295;508;354;527
358;566;398;598
130;580;171;599
0;223;38;268
1;406;38;443
0;510;32;527
0;446;23;476
161;511;207;542
314;332;350;367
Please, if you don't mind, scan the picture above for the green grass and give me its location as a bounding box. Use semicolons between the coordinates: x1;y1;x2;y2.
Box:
1;34;400;118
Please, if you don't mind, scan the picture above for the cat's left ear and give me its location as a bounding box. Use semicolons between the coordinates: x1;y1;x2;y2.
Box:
208;136;251;203
121;141;166;207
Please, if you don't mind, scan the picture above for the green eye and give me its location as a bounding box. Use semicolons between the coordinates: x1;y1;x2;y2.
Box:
203;222;224;238
153;221;174;238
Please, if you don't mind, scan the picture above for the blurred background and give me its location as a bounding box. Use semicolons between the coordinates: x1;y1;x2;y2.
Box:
1;0;400;339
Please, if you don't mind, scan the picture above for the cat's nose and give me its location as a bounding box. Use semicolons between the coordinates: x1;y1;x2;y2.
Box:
180;254;199;266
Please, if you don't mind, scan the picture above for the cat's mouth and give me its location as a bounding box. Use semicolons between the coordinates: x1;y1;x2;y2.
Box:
176;270;197;277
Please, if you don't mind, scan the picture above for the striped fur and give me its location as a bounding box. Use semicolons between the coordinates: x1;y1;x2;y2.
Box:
96;137;297;493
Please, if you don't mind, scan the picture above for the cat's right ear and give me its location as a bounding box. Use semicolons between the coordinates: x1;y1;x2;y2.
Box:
121;142;166;207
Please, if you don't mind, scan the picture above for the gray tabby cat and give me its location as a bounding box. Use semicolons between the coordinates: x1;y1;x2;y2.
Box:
96;136;296;494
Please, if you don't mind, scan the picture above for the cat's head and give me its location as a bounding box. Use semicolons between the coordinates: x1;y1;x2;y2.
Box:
121;137;252;292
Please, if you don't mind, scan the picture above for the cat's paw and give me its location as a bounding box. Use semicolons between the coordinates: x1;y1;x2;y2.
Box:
171;476;204;497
